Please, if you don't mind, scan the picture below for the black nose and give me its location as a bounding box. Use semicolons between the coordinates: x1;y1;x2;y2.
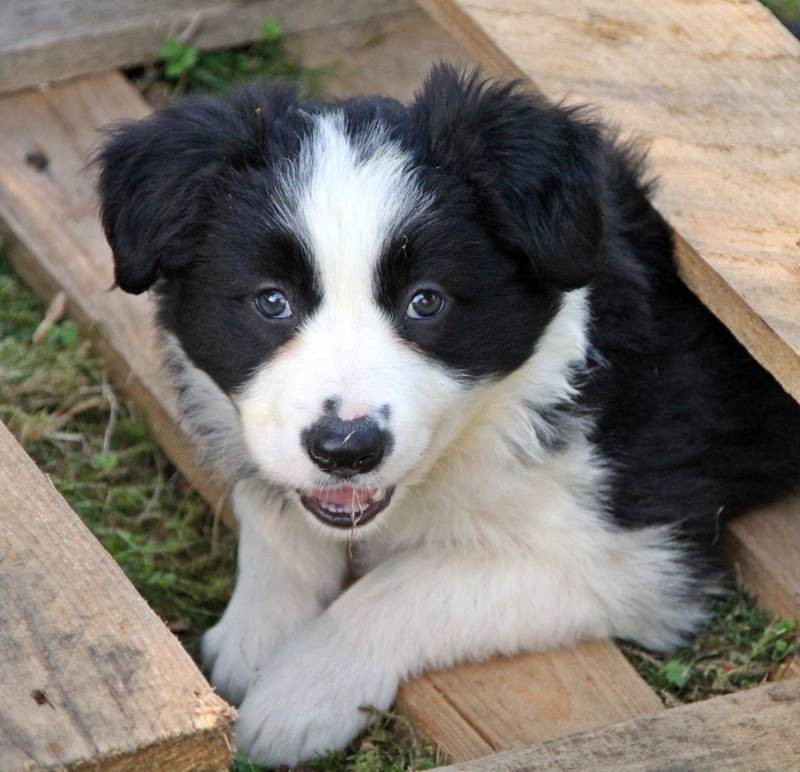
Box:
304;417;385;477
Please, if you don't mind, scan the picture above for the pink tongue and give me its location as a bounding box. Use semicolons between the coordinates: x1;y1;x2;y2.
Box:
314;487;374;508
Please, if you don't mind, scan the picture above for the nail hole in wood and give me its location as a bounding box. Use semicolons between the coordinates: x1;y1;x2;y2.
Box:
25;151;50;172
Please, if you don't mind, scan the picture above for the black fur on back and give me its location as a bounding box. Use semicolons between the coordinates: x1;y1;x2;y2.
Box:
584;141;800;541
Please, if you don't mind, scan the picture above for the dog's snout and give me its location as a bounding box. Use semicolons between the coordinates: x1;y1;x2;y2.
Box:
304;417;385;477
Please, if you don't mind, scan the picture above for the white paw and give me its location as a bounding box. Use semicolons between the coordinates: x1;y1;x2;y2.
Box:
202;610;283;705
234;620;398;767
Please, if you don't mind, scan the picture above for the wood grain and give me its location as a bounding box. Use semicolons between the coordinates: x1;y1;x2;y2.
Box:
724;496;800;620
0;0;413;95
286;8;468;103
442;678;800;771
0;420;233;769
398;641;663;762
0;70;232;525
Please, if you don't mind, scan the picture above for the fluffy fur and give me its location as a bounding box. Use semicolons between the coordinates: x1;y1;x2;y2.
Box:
96;66;800;765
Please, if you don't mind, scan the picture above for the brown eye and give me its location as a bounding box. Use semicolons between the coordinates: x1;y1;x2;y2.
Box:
406;290;444;319
255;289;292;319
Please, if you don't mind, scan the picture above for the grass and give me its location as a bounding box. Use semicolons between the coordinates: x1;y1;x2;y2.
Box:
126;20;325;108
763;0;800;16
763;0;800;35
622;593;798;708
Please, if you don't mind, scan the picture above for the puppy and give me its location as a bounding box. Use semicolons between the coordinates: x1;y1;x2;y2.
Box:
96;65;800;765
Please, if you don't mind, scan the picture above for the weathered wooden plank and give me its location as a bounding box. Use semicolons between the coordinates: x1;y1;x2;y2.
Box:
0;70;231;522
0;0;413;95
398;641;664;763
0;67;666;763
286;7;469;102
0;420;234;770
417;0;800;620
724;496;800;620
442;678;800;771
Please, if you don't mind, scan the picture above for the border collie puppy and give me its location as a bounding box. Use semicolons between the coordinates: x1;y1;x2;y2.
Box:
96;65;800;765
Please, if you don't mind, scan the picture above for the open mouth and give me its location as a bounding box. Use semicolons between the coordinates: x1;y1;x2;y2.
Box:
298;486;395;529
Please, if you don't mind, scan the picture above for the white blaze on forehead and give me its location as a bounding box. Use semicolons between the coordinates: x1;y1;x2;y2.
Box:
235;110;455;481
289;111;429;310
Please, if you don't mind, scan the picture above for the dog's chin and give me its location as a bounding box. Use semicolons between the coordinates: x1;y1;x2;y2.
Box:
297;485;396;530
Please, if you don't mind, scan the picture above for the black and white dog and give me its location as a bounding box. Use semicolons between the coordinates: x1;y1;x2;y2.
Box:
96;66;800;765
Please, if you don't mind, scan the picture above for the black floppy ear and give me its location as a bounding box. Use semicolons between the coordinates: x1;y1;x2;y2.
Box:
95;84;298;294
413;65;604;290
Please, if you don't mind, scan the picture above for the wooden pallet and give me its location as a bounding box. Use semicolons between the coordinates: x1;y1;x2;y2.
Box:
441;678;800;771
0;420;234;769
0;0;798;767
0;0;414;95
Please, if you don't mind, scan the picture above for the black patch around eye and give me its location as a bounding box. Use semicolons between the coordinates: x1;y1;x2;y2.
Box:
375;205;563;380
157;221;320;394
257;230;317;296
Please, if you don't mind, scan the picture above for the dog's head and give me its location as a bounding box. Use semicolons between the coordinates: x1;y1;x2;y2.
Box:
96;66;603;534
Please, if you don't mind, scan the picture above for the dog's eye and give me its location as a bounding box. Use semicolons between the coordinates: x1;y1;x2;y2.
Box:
255;289;292;319
406;290;444;320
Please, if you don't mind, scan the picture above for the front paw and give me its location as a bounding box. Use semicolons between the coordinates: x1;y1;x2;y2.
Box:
235;629;397;766
202;612;281;705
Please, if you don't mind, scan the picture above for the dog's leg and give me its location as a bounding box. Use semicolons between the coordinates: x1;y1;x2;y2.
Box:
202;480;346;704
234;546;671;766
